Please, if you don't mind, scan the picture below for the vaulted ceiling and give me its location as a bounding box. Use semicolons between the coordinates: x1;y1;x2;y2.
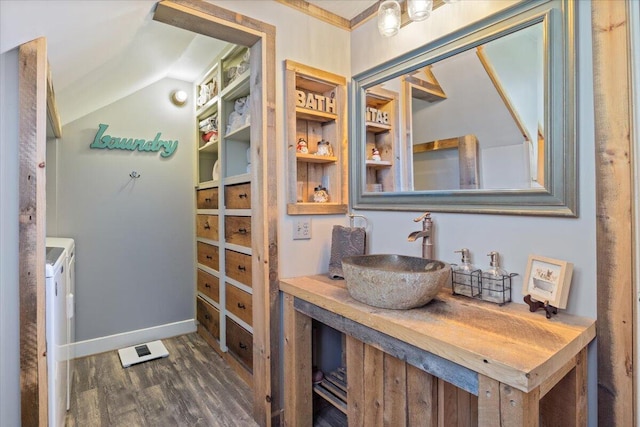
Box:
0;0;376;126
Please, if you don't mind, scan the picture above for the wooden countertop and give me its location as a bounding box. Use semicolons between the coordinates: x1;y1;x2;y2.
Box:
280;275;595;393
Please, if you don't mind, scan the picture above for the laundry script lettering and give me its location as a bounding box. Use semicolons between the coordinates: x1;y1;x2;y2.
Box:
90;124;178;158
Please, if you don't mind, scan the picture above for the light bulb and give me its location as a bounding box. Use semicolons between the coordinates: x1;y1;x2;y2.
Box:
378;0;401;37
408;0;433;22
443;0;459;3
171;90;187;105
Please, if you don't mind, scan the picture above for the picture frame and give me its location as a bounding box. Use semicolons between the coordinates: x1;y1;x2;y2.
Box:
522;255;574;309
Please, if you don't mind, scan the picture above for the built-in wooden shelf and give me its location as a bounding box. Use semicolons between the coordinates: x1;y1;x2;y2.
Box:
296;153;337;164
286;202;348;216
365;121;392;133
295;107;337;123
365;160;392;169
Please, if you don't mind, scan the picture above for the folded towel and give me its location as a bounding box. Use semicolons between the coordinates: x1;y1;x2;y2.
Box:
328;225;366;280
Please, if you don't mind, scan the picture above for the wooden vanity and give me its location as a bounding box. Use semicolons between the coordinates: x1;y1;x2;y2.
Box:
280;275;595;426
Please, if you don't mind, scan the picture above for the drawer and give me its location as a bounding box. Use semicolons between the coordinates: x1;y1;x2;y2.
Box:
225;249;252;287
197;269;219;303
197;242;219;271
197;187;218;209
225;216;251;247
226;317;253;371
225;283;252;326
196;214;219;240
197;297;220;340
225;183;251;209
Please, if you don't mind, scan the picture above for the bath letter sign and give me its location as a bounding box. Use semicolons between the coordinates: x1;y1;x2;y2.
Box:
90;124;178;158
295;89;336;114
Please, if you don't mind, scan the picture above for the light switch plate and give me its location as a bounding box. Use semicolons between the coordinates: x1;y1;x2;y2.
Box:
293;218;312;240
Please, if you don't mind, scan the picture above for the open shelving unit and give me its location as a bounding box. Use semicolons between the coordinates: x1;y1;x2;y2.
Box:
195;43;255;384
285;60;348;215
364;86;399;192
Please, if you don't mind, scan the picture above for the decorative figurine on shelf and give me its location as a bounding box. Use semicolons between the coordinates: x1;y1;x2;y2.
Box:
371;147;382;161
313;185;329;203
296;138;309;154
226;95;250;135
315;140;333;156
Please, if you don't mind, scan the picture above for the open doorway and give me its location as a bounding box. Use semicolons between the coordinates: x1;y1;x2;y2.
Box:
19;1;278;425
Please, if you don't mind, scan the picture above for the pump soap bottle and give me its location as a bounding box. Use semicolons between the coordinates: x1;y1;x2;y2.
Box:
452;248;479;297
481;251;510;304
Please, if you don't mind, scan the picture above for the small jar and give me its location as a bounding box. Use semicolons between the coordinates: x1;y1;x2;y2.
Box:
313;185;329;203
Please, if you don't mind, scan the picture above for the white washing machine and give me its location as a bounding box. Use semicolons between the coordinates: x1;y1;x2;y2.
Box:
46;237;75;413
45;246;68;427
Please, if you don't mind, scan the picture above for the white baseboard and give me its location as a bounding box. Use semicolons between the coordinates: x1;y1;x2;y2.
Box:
71;319;196;359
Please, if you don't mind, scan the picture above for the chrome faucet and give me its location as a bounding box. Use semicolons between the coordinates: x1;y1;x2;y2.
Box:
408;212;433;259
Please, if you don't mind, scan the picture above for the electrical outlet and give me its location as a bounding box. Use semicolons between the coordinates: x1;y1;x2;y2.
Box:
293;218;312;240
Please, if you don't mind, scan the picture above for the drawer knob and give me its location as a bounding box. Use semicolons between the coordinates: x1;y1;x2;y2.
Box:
237;302;246;309
204;314;211;320
205;283;211;288
205;198;212;202
238;265;246;272
204;222;211;230
239;342;248;350
238;228;247;234
206;255;213;260
239;193;248;199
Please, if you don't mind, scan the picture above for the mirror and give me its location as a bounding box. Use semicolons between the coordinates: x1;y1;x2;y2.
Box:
350;0;576;216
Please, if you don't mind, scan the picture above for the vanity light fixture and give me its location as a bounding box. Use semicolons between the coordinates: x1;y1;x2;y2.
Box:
171;90;188;106
378;0;401;37
379;0;459;37
407;0;433;22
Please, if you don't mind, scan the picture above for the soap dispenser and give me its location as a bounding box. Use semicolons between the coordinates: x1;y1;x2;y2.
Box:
452;248;479;297
482;251;510;304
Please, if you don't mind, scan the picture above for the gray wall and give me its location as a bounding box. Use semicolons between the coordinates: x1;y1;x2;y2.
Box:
55;77;196;340
0;47;21;427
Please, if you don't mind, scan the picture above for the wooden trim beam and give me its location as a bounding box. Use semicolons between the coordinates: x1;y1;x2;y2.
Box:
278;0;447;31
591;1;634;426
476;46;530;142
18;36;48;427
46;66;62;138
274;0;351;30
413;137;459;153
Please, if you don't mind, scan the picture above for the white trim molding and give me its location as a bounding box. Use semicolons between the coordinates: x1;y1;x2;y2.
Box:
70;319;196;359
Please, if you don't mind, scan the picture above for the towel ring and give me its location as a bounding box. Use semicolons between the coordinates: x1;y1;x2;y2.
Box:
348;213;369;229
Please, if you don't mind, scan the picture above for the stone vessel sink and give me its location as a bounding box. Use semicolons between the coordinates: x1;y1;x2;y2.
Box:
342;254;452;309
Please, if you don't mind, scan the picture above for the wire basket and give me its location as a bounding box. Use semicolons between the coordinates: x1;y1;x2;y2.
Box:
450;264;517;306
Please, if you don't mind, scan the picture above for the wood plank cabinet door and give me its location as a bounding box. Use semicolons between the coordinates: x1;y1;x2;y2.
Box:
197;242;219;271
196;214;219;240
197;269;220;303
225;249;252;287
226;283;252;326
197;188;219;209
226;317;253;371
225;216;251;247
225;183;251;209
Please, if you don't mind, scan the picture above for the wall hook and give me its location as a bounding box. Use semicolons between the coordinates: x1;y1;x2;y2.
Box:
130;171;141;179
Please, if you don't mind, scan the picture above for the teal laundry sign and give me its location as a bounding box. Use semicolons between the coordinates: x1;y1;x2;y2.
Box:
90;124;178;158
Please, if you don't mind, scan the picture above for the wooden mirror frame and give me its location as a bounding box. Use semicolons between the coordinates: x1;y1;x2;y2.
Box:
349;0;577;216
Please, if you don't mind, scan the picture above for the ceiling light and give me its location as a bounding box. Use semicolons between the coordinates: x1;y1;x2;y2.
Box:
407;0;433;22
378;0;401;37
443;0;459;3
171;90;187;106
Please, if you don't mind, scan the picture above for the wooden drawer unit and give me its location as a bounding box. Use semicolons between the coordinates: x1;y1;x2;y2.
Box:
197;269;219;303
225;183;251;209
196;214;219;240
225;283;252;326
197;242;219;271
197;297;220;340
226;317;253;371
197;187;219;209
225;216;251;247
225;249;252;287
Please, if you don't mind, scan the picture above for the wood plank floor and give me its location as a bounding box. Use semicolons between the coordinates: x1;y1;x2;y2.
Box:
65;333;257;427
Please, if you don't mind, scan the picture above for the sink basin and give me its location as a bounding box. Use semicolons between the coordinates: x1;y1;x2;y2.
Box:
341;254;451;309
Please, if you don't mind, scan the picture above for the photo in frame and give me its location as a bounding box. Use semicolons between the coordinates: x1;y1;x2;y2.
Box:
523;255;574;309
